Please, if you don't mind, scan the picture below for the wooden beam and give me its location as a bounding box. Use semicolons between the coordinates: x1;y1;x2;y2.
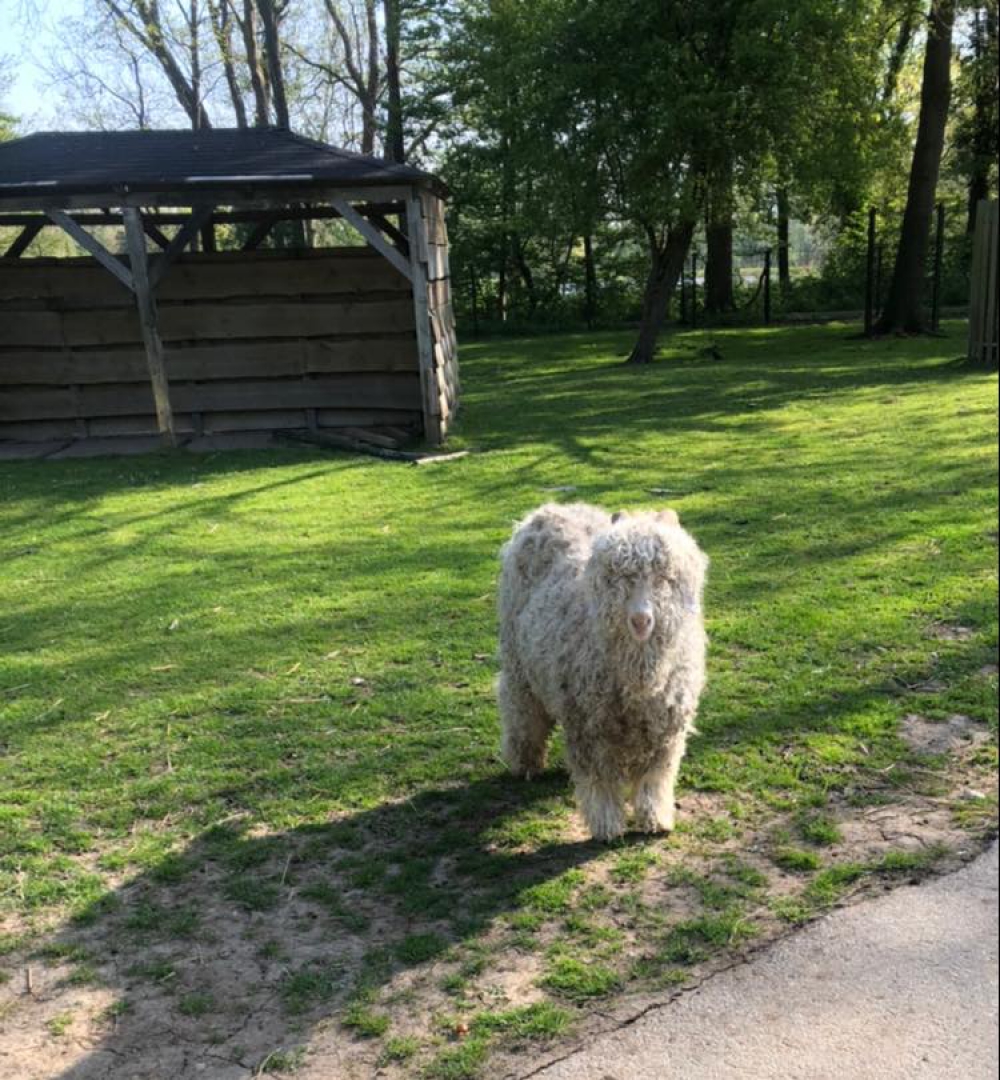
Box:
46;208;134;292
405;190;440;445
330;197;413;282
122;207;176;446
0;204;405;229
2;220;45;258
359;208;409;256
240;215;279;251
143;220;171;249
149;205;216;289
0;183;422;215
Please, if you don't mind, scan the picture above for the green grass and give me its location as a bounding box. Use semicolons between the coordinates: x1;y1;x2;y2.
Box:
541;950;622;1000
343;1003;391;1037
379;1035;420;1064
772;847;823;873
279;965;342;1015
660;912;758;965
797;814;843;846
46;1012;74;1037
0;321;996;1075
177;992;215;1018
470;1002;572;1040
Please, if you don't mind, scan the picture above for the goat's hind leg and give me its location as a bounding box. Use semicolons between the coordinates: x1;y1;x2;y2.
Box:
498;670;554;779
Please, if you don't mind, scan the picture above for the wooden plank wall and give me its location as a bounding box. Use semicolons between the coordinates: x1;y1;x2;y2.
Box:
0;247;423;442
419;193;460;439
967;199;999;366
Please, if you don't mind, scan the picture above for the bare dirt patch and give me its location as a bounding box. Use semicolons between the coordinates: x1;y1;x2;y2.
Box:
900;712;991;756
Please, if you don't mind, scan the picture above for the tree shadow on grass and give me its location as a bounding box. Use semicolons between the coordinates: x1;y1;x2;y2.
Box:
19;632;994;1080
458;324;994;458
34;772;603;1079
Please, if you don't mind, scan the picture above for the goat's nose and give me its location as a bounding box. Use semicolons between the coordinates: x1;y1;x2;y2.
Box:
630;612;653;634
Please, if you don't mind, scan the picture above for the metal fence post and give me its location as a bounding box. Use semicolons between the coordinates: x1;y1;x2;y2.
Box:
864;207;876;335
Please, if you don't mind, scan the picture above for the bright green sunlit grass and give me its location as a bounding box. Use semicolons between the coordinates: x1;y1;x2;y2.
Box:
0;320;996;1076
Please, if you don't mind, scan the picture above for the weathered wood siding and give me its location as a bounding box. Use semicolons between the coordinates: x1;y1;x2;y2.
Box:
0;247;424;442
419;193;460;441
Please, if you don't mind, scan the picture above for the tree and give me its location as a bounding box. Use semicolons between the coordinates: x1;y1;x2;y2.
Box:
567;1;886;359
208;0;249;127
98;0;212;128
953;2;999;232
875;0;956;334
256;0;291;129
383;0;405;161
0;59;14;139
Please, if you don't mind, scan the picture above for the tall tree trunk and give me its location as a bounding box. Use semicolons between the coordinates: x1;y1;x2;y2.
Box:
704;220;733;313
237;0;271;126
383;0;405;162
776;186;791;292
874;0;955;334
189;0;202;130
497;256;508;322
704;170;734;314
256;0;289;129
209;0;248;127
512;237;538;314
363;0;380;155
583;231;598;327
627;222;695;365
323;0;380;153
966;5;998;233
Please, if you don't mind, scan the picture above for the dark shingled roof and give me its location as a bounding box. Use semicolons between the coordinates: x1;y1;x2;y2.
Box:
0;128;442;201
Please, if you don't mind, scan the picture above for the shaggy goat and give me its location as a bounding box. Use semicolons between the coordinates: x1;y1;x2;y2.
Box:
497;503;708;841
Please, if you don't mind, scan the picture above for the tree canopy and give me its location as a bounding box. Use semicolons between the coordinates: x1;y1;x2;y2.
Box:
5;0;997;348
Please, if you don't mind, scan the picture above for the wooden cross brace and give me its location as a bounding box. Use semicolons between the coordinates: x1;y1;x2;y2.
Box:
45;205;215;446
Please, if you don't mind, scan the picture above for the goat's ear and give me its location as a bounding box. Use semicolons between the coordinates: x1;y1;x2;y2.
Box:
611;510;626;524
657;508;680;526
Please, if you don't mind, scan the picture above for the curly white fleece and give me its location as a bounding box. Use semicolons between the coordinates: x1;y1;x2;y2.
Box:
497;502;708;840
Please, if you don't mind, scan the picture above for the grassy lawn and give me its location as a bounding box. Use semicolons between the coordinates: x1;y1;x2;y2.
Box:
0;320;997;1078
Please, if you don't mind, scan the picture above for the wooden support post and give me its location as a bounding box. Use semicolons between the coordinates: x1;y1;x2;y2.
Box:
405;191;441;445
930;202;944;331
122;208;176;446
763;248;772;325
864;206;876;336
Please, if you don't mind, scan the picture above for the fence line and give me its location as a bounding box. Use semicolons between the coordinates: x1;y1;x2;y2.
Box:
967;199;998;366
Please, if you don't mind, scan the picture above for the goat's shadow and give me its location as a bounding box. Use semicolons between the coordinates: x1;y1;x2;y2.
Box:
44;771;607;1078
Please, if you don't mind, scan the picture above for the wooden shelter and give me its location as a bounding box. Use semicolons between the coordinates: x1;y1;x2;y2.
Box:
0;129;459;451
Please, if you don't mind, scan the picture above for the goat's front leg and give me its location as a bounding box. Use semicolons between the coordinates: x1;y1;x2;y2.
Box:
633;731;688;834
